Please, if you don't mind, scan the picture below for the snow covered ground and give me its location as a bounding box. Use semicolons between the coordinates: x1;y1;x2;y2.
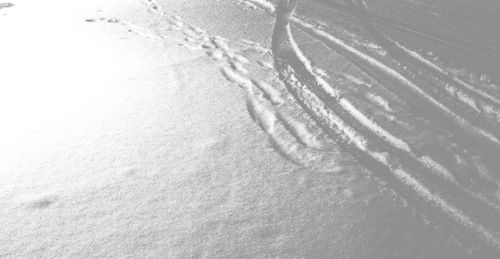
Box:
1;0;500;258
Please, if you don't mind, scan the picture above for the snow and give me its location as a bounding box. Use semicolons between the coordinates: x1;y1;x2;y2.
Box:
2;0;498;257
0;0;379;257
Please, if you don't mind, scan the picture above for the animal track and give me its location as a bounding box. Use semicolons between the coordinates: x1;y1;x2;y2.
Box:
0;3;13;10
25;195;58;210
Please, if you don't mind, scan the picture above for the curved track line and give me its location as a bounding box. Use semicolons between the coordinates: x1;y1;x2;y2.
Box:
271;0;500;256
275;5;500;236
307;0;500;66
351;0;500;108
350;0;500;129
290;17;500;150
244;0;500;160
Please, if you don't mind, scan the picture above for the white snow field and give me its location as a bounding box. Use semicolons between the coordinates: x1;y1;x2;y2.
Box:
1;0;500;258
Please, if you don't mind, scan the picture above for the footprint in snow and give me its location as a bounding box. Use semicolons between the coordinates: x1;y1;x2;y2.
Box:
0;3;14;9
25;195;58;210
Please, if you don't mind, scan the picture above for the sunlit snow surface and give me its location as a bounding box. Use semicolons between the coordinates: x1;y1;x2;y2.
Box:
1;0;500;258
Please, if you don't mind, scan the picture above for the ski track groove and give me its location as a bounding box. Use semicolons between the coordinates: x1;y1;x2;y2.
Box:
349;0;500;134
275;7;500;237
264;0;500;255
248;0;500;185
291;17;500;152
275;53;500;255
123;0;500;255
307;0;500;66
242;1;500;159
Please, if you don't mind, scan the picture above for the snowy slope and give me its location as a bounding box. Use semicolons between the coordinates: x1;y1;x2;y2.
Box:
0;0;375;257
1;0;499;258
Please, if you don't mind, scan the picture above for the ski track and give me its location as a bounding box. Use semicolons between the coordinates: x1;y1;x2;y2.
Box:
274;0;500;217
307;0;500;66
99;0;500;255
348;1;500;135
275;55;500;254
292;17;500;151
397;42;500;108
243;0;500;255
250;0;500;186
244;0;500;157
